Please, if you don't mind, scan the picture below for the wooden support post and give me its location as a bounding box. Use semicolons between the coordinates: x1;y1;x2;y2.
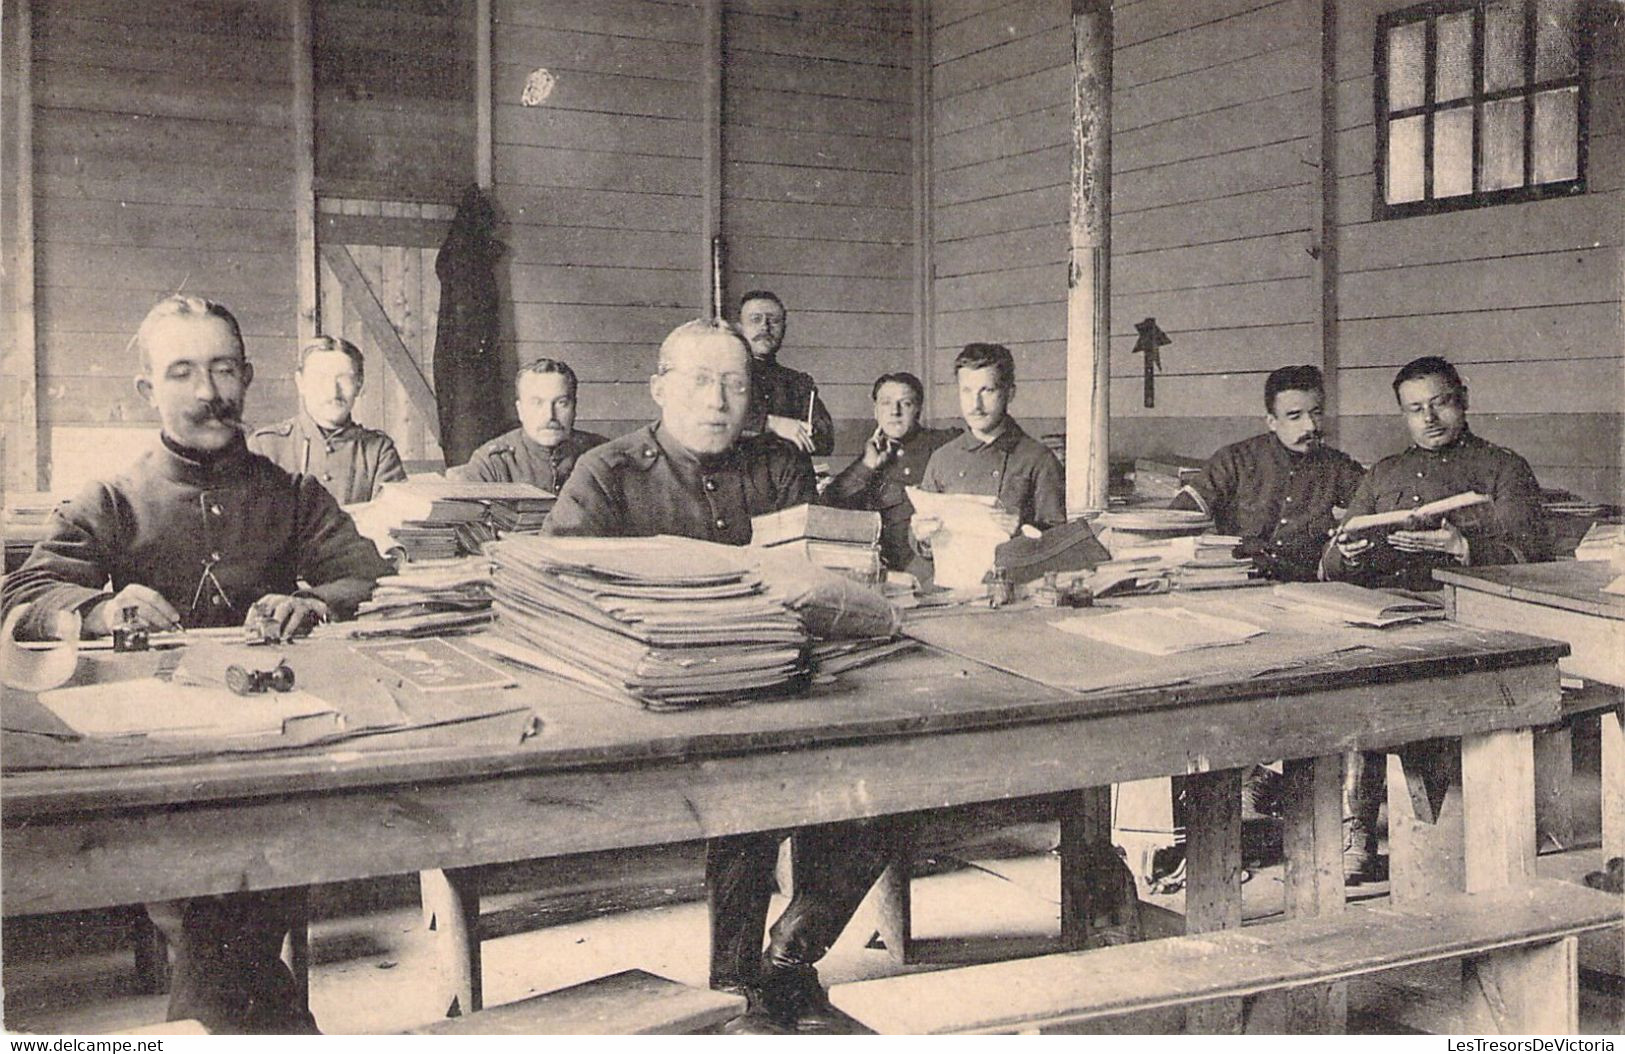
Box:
290;0;318;341
421;868;482;1017
321;243;442;440
700;0;723;316
1058;786;1123;950
1261;755;1348;1033
872;825;914;965
130;909;170;995
1313;0;1341;442
1603;706;1624;859
474;0;492;189
1064;0;1112;514
280;886;312;1008
911;0;935;416
1183;768;1243;1034
1532;725;1575;851
4;0;39;492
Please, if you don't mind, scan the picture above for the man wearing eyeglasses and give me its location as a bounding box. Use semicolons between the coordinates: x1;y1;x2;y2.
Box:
736;290;835;457
544;320;885;1035
1320;354;1545;886
2;296;389;1032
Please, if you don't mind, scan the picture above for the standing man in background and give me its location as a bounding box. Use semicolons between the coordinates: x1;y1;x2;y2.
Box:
452;358;608;494
249;335;407;505
736;290;835;457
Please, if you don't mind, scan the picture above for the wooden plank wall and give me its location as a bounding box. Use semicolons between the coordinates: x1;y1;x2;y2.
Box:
722;0;916;453
1106;0;1322;461
1;0;29;496
25;0;299;489
314;0;474;203
929;0;1072;436
1332;0;1624;502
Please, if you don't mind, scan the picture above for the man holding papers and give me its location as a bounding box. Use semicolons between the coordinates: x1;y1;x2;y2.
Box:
1321;355;1545;883
544;319;878;1034
1;296;389;1032
1172;365;1364;581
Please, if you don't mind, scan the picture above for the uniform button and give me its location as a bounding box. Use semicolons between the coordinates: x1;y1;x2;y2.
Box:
209;504;223;516
958;471;966;478
210;595;224;607
1279;518;1288;525
992;470;1000;478
1416;472;1424;478
703;478;717;492
715;518;727;531
902;467;911;476
1284;496;1292;503
210;551;223;562
322;472;333;481
643;448;655;457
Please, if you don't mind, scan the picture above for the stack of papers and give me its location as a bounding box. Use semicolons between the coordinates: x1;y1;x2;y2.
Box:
1269;582;1445;627
750;504;884;585
39;679;337;739
346;557;497;638
1051;606;1265;656
1103;533;1260;591
1574;522;1625;566
352;481;555;562
488;535;809;710
905;488;1011;592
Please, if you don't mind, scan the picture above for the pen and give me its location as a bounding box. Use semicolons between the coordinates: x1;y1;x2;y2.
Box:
805;388;816;431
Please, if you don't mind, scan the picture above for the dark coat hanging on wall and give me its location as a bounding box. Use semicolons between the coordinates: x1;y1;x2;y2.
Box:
433;185;506;467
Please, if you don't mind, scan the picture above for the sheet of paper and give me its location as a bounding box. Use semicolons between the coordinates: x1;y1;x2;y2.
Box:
1050;606;1265;656
39;679;336;738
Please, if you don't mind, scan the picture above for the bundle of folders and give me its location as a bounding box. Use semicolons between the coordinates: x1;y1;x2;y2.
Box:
345;557;496;639
749;503;883;585
374;480;555;560
489;534;810;710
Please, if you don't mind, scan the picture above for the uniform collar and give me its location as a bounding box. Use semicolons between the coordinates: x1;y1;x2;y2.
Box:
519;428;576;463
649;420;737;473
955;417;1025;453
299;409;357;446
1407;427;1480;457
156;431;252;486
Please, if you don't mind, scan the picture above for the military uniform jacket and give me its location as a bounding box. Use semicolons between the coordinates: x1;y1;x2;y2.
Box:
745;357;835;457
825;426;959;570
1320;429;1547;590
451;426;609;494
248;411;406;506
543;422;818;545
1;435;392;639
918;418;1067;531
1171;433;1365;581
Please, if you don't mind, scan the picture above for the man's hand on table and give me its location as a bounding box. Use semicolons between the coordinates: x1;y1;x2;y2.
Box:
247;593;330;642
82;585;181;637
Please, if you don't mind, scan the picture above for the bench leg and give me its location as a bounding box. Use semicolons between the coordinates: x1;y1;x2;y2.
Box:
1183;768;1243;1034
1533;724;1575;852
279;886;311;1009
421;868;482;1017
872;826;914;965
1259;754;1348;1034
131;908;170;995
1462;936;1579;1033
1603;707;1624;860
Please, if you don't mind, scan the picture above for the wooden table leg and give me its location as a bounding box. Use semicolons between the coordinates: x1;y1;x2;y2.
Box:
1058;786;1126;951
1533;724;1575;852
1380;730;1578;1033
421;868;482;1017
1246;754;1348;1034
872;824;914;965
1603;707;1624;861
1182;768;1243;1034
280;886;312;1009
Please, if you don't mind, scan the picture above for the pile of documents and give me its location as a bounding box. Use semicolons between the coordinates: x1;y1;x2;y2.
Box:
346;557;497;638
905;487;1012;592
3;492;65;570
487;534;809;709
1098;533;1259;592
352;480;556;561
750;504;883;585
1269;582;1445;627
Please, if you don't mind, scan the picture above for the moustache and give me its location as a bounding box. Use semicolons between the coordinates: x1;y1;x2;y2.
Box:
186;400;242;426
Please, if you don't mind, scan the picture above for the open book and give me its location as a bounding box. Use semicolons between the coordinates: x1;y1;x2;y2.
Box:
1271;582;1445;627
1337;491;1489;536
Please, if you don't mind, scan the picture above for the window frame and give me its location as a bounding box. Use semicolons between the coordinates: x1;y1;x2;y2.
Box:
1373;0;1591;220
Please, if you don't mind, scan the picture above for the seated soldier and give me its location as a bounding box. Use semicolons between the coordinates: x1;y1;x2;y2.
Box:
452;357;608;492
248;335;406;504
823;371;957;571
1171;365;1364;581
1322;354;1546;884
1;296;390;1033
544;320;886;1035
736;290;834;456
913;342;1066;552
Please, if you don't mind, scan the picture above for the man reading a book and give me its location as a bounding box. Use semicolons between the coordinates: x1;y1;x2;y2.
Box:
824;371;957;571
451;357;608;493
736;290;835;456
1321;354;1545;883
1;296;390;1032
1171;365;1364;581
543;319;886;1034
913;342;1067;552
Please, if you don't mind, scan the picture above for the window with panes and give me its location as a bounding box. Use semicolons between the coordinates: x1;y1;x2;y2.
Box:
1375;0;1589;217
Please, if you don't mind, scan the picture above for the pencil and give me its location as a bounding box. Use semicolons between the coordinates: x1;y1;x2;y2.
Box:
805;388;816;430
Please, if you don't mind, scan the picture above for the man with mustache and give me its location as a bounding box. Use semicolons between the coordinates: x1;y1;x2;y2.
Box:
824;371;957;571
1170;365;1364;581
248;335;406;505
451;357;608;493
736;290;834;457
545;320;883;1035
2;296;390;1032
1321;355;1546;884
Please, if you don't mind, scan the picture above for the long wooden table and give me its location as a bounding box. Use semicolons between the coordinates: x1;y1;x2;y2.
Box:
1436;561;1625;859
0;597;1581;1032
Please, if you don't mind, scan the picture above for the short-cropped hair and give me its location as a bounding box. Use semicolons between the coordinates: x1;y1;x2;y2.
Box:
657;318;750;373
298;335;365;382
953;342;1016;390
515;357;579;399
1391;355;1465;400
134;296;245;373
871;371;925;404
1264;365;1324;414
736;290;785;316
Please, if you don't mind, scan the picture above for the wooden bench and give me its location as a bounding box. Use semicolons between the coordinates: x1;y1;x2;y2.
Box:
828;879;1622;1034
406;969;743;1035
